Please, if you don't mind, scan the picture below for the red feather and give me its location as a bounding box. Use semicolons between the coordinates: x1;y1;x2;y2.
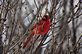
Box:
22;15;50;48
22;32;34;48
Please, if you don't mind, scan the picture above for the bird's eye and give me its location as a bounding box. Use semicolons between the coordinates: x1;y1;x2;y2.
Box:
44;17;46;19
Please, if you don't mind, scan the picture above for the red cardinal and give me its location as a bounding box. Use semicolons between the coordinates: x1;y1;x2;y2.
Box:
22;15;50;48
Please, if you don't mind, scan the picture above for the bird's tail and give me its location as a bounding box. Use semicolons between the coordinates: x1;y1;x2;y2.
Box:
22;32;34;49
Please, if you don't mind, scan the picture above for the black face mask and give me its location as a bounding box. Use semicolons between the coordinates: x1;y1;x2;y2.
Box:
42;17;47;21
42;15;48;21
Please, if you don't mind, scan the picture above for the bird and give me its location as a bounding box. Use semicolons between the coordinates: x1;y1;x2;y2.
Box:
22;15;50;49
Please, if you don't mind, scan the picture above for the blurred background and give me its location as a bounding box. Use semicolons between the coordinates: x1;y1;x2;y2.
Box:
0;0;82;54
